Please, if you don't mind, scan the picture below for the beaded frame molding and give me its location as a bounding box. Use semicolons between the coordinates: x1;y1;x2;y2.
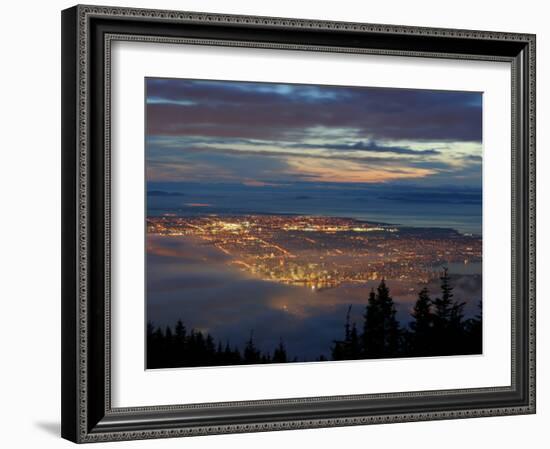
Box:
61;4;536;443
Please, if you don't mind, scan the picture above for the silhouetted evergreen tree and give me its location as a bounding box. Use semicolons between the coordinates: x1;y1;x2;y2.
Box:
162;326;174;367
175;320;186;341
431;267;473;355
205;334;216;364
409;287;435;356
331;340;346;360
216;341;223;360
379;279;401;355
219;342;230;364
230;344;242;364
332;305;361;360
173;320;187;366
273;339;288;363
448;299;466;352
190;330;206;365
463;300;482;354
344;304;352;342
362;280;402;358
243;332;261;364
433;268;453;322
147;321;283;368
362;289;383;357
432;268;453;354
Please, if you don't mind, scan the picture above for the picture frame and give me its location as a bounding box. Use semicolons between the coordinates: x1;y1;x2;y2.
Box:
61;4;536;443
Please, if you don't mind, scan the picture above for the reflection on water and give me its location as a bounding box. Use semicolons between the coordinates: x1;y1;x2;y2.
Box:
147;234;482;360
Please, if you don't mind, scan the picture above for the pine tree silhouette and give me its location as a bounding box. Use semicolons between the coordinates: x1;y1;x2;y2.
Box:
243;331;261;364
273;339;288;363
332;305;360;360
463;300;482;354
362;289;383;357
379;279;401;355
362;280;402;358
410;286;435;356
430;267;473;355
433;268;453;322
432;268;453;354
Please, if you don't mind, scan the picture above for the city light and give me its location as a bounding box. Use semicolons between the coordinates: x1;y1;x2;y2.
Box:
147;215;481;289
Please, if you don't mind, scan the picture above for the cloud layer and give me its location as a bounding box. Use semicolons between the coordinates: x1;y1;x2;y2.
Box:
145;78;482;187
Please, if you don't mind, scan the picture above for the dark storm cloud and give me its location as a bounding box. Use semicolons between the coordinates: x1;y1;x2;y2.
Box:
145;78;482;142
149;143;429;165
146;78;347;105
147;135;440;159
292;140;441;155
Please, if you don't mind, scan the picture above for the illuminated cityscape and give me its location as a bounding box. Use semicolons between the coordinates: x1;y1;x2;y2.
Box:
147;215;481;289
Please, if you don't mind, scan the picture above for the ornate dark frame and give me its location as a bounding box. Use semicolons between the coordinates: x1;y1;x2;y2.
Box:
61;4;536;443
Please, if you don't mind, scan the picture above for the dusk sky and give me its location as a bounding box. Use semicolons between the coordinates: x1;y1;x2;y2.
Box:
145;78;482;188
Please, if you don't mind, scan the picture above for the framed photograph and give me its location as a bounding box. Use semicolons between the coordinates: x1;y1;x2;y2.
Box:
61;4;536;443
